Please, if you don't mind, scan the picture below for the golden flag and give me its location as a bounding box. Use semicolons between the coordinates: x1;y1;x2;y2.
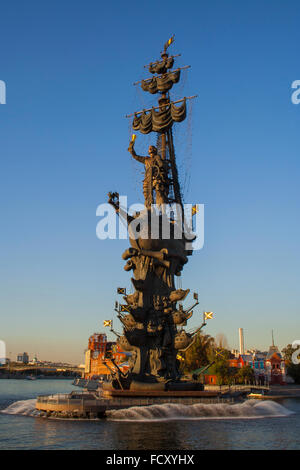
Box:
164;35;174;51
215;350;225;359
192;204;198;216
120;304;131;313
204;311;213;320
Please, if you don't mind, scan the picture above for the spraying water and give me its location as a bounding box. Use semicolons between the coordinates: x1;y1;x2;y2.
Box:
106;400;294;422
0;399;40;417
0;398;294;422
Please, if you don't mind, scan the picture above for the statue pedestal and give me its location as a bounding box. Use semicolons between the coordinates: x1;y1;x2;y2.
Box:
102;389;220;399
102;381;206;397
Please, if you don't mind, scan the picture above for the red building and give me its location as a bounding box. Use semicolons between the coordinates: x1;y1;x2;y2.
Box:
84;333;129;380
265;345;286;385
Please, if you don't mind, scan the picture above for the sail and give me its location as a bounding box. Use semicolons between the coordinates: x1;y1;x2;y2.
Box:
132;99;186;134
149;57;174;74
141;70;180;95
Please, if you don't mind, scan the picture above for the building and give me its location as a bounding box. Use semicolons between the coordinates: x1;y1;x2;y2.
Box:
229;330;287;385
231;349;239;358
17;352;29;364
265;344;286;385
239;328;245;355
202;366;218;385
84;332;129;380
29;355;40;365
199;329;287;386
0;358;10;366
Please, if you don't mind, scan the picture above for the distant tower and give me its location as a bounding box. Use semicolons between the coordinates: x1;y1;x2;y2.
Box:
239;328;245;355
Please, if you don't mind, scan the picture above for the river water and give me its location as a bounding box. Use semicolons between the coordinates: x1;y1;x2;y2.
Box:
0;379;299;450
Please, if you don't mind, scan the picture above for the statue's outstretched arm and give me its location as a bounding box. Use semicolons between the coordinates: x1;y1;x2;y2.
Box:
128;141;146;164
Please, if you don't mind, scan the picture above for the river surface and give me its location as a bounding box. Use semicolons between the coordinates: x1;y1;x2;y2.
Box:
0;379;300;450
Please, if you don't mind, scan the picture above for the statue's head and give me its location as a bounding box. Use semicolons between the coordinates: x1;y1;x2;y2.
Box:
148;145;157;157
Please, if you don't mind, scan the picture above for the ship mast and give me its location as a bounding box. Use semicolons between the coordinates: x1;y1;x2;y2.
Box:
128;36;197;212
160;36;174;162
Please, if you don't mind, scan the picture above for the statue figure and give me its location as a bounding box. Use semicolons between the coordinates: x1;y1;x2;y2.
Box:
128;141;169;209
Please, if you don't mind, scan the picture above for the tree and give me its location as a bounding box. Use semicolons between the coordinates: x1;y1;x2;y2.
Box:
282;344;299;362
183;333;215;372
236;365;254;384
282;344;300;384
215;333;229;350
210;349;232;385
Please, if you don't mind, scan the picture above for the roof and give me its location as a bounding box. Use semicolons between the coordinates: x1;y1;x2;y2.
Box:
239;355;253;362
266;345;282;360
201;366;215;376
253;353;266;360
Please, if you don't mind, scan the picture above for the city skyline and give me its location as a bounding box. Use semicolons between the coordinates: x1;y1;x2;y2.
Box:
4;326;290;365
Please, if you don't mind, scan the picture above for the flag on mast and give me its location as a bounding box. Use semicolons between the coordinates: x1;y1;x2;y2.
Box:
117;287;126;295
164;35;174;52
204;311;213;320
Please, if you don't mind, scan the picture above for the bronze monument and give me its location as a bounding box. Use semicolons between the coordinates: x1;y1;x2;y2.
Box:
106;37;203;393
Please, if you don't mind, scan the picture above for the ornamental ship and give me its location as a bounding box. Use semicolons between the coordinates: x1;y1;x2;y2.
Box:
104;36;207;394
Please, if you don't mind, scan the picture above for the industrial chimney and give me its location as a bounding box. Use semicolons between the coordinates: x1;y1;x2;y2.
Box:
239;328;245;355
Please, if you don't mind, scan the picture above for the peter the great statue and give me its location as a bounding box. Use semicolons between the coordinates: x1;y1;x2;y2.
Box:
106;37;205;393
128;141;170;209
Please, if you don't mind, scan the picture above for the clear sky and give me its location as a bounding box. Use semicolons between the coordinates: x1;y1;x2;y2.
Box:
0;0;299;363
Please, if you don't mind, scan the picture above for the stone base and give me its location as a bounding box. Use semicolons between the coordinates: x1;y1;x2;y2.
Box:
102;389;218;398
103;379;204;393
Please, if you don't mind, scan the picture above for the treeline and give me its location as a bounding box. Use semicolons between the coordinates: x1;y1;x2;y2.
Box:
182;334;300;385
282;344;300;384
0;368;80;378
182;333;254;385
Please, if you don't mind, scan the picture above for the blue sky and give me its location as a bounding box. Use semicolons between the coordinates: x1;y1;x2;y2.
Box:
0;0;299;363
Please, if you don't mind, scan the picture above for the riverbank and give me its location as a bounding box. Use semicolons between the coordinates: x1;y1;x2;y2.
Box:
205;383;300;398
266;384;300;399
